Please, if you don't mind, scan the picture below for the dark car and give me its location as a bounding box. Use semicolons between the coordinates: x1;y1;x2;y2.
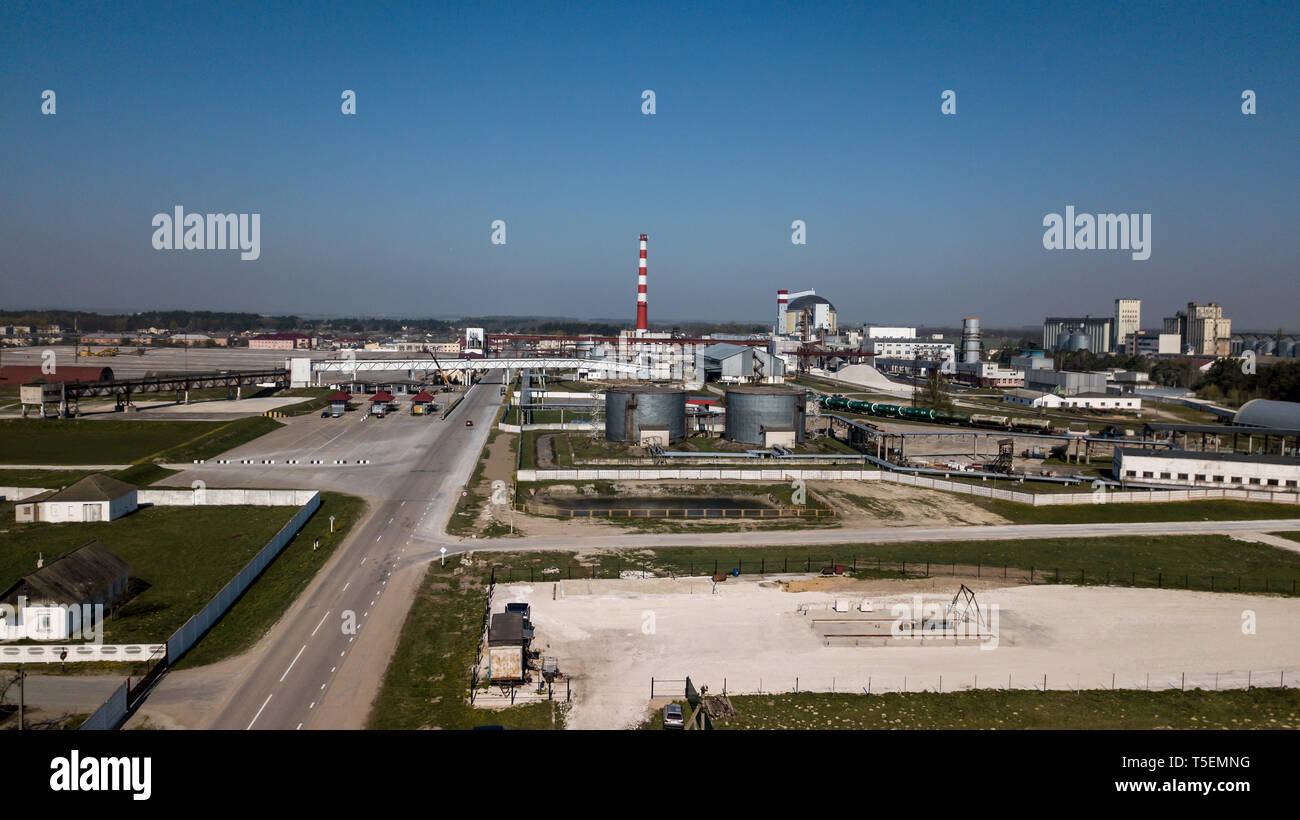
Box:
465;419;474;427
320;410;330;418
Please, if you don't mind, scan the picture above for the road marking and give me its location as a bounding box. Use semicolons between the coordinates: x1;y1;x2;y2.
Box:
310;701;315;709
296;722;303;730
342;581;350;592
400;501;406;507
280;644;307;682
362;557;368;563
247;694;273;729
387;517;393;524
376;535;382;542
311;610;331;637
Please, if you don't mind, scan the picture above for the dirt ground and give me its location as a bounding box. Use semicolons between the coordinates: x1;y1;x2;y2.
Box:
499;575;1300;729
814;481;1011;527
478;476;1015;538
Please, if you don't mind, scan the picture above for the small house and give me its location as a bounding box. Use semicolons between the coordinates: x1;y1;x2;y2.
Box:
26;474;138;523
0;541;130;641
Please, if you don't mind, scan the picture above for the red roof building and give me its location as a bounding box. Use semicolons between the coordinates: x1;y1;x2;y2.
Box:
0;365;114;385
370;390;395;403
409;390;435;403
327;390;353;402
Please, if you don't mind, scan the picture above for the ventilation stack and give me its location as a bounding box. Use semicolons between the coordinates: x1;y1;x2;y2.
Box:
636;234;648;334
777;289;788;335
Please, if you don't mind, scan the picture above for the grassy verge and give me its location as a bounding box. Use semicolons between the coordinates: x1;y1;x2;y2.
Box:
969;497;1299;525
368;563;563;729
147;416;282;463
643;689;1300;730
172;492;366;669
0;465;179;491
481;535;1300;595
447;429;503;537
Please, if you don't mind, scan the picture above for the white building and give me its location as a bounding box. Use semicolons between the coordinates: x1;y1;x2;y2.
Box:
1002;389;1064;409
866;338;955;361
865;326;917;339
0;540;130;641
1114;448;1300;491
1061;393;1142;411
1113;298;1141;350
17;475;138;523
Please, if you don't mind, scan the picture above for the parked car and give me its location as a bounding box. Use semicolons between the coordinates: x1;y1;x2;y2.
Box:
662;703;685;730
465;419;474;427
320;410;330;418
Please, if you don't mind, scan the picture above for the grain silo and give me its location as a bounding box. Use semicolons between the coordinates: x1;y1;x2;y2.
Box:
604;385;686;444
724;385;806;446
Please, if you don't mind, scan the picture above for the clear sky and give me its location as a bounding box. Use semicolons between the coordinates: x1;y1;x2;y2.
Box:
2;1;1296;329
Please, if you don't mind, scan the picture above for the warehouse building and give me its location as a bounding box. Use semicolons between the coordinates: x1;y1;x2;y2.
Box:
0;540;131;641
1025;369;1108;397
1061;393;1142;411
1115;448;1300;491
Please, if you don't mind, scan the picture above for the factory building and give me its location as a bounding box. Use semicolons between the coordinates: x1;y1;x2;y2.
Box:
695;343;785;384
864;337;955;361
1113;299;1141;350
1061;393;1142;411
1009;352;1054;372
723;385;806;446
1184;302;1232;357
1114;448;1300;492
1127;330;1181;357
1025;369;1108;397
777;290;837;340
1043;317;1114;354
1235;399;1300;430
605;386;687;445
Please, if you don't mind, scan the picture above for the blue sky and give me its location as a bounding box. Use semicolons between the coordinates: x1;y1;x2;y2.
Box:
1;0;1296;329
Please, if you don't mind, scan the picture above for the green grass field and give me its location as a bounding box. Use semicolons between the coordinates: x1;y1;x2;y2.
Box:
369;562;563;729
172;492;366;668
970;497;1299;525
644;689;1300;729
0;504;293;644
0;416;281;465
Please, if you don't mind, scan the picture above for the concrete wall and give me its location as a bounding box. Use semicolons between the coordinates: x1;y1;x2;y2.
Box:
137;488;318;506
0;643;164;664
0;487;54;501
516;468;1300;506
79;681;129;731
165;492;321;662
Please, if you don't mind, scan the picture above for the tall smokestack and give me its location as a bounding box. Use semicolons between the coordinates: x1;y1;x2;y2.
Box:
636;233;648;333
777;289;788;335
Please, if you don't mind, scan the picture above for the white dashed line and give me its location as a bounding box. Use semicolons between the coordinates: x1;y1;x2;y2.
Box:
247;694;273;730
311;611;331;637
279;644;307;682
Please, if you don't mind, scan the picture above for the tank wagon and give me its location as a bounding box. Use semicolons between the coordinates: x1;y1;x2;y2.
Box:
818;396;1056;433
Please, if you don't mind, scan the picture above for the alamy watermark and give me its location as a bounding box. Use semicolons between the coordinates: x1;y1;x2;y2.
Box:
1042;205;1150;260
151;206;261;260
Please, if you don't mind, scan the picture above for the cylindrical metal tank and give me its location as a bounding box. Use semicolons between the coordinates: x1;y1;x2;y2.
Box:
961;316;982;363
604;385;686;443
723;385;806;445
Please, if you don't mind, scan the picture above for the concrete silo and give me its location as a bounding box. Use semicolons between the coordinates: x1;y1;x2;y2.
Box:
724;385;806;446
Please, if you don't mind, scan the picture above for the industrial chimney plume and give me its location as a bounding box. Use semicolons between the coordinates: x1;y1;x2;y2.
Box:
636;233;648;333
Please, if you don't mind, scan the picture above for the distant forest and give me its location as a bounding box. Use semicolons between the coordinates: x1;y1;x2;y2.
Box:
0;310;768;338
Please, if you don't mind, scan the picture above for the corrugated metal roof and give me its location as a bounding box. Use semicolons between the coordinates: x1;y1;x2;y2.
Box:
0;540;130;606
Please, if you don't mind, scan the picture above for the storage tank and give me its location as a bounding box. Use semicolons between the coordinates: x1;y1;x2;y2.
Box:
961;317;982;363
604;385;687;443
724;385;806;445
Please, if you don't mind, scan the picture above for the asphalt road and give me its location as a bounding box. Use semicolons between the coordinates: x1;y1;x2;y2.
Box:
196;374;504;730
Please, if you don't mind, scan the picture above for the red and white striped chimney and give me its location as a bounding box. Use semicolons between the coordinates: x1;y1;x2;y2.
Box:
636;233;648;333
